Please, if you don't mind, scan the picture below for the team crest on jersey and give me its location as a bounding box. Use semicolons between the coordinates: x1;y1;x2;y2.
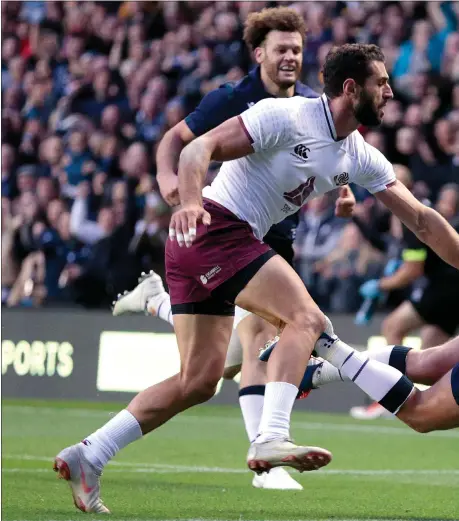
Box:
283;177;316;207
334;172;349;186
291;144;310;162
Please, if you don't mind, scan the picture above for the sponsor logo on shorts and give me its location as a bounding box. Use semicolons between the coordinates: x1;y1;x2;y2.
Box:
200;266;221;285
334;172;349;186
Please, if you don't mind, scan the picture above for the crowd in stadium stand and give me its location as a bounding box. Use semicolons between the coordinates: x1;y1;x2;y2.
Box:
2;1;459;312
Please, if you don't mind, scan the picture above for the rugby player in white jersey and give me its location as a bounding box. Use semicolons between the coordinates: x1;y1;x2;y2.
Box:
112;7;355;491
53;44;459;513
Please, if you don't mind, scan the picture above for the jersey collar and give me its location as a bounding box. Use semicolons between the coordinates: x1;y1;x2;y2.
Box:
320;93;339;141
249;66;305;97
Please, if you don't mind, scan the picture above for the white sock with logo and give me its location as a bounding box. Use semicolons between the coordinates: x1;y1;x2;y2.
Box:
147;293;173;326
312;346;404;388
81;410;142;471
326;340;412;407
256;382;298;443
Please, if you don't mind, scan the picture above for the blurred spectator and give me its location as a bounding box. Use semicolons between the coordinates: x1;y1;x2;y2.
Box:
61;130;96;198
314;222;384;312
2;143;17;198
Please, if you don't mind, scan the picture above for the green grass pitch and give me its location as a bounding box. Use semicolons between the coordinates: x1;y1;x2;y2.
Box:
2;398;459;521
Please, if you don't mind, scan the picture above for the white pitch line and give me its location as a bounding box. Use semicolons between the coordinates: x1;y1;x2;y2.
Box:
3;455;459;476
4;405;459;438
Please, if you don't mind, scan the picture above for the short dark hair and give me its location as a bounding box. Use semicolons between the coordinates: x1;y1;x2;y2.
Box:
322;44;386;98
243;7;306;51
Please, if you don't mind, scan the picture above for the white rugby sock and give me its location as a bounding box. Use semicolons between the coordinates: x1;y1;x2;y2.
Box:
239;392;264;443
367;346;393;366
256;382;298;443
327;340;413;412
312;359;346;387
312;346;411;388
81;410;142;471
147;293;173;326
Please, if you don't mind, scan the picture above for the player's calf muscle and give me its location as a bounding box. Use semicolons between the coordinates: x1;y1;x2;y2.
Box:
406;346;459;385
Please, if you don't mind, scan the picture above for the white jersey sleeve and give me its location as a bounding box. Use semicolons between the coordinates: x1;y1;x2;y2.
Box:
239;98;296;152
355;141;396;194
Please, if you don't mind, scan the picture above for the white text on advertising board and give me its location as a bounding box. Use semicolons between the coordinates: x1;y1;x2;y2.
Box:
2;340;74;377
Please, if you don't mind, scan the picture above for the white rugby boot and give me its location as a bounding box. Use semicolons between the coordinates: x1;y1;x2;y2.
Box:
247;438;332;474
53;444;110;513
112;270;168;316
252;467;303;490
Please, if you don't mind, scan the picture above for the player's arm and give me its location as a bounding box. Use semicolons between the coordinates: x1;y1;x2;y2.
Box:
170;98;293;247
155;88;234;206
375;180;459;270
169;116;254;247
156;120;196;206
378;229;426;291
378;261;424;291
178;115;254;208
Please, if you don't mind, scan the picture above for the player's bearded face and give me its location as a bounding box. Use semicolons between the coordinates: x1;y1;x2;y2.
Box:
353;88;382;127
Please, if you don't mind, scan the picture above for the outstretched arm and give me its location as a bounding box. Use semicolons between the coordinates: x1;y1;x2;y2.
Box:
156;120;196;206
375;180;459;269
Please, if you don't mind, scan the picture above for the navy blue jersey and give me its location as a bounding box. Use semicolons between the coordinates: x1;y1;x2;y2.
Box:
185;66;318;251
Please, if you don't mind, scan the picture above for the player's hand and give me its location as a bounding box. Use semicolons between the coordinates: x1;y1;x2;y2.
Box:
359;279;381;299
158;172;180;207
169;204;211;247
335;185;356;218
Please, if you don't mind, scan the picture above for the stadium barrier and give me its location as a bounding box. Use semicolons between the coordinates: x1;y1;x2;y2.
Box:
2;309;422;412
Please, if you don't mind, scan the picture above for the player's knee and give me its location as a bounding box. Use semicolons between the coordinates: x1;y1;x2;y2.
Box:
290;307;326;338
223;365;241;380
180;372;220;404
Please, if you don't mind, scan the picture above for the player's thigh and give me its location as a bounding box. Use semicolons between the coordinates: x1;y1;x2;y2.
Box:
235;254;324;331
420;325;450;350
174;313;234;385
382;300;425;336
398;367;459;432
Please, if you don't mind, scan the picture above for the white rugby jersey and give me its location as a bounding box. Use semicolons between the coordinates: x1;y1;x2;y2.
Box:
202;94;395;240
